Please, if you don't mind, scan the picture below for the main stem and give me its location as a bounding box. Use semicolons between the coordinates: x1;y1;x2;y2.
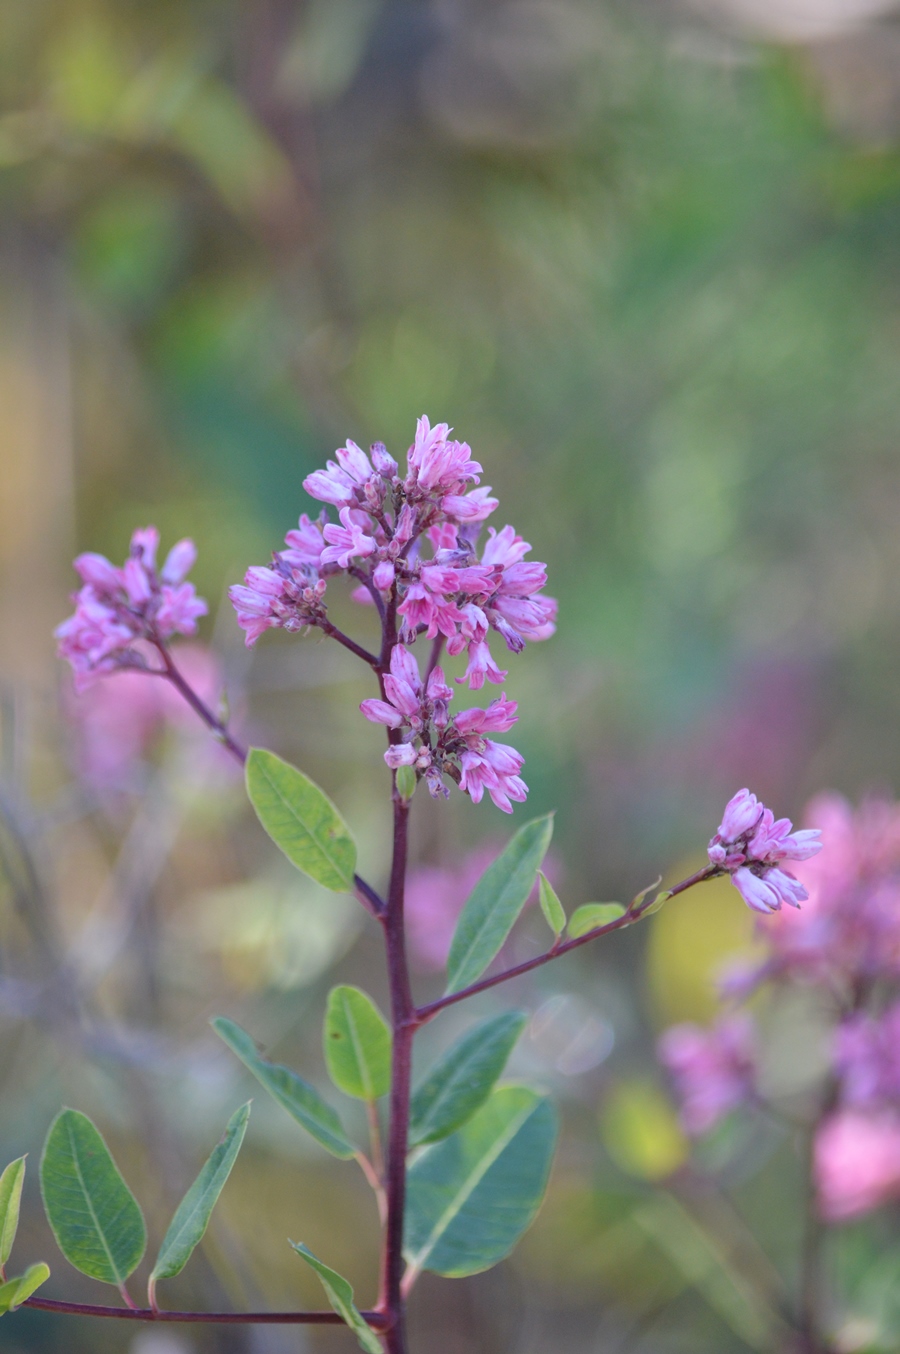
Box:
379;792;415;1353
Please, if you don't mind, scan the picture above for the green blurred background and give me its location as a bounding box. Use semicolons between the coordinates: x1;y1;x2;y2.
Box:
3;0;900;1349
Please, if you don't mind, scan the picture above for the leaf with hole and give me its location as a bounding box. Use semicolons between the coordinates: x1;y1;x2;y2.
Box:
567;902;625;938
445;814;554;995
150;1102;250;1294
290;1242;382;1354
40;1109;146;1286
409;1011;527;1148
0;1157;26;1268
324;987;391;1102
213;1018;355;1158
404;1084;557;1278
537;871;565;939
246;748;356;892
0;1262;50;1314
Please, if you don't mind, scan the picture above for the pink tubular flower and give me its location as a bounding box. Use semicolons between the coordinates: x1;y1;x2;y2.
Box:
815;1110;900;1220
56;529;207;690
229;516;326;646
458;741;528;813
321;508;377;569
406;417;483;495
658;1015;756;1136
460;640;508;690
708;788;822;914
442;487;499;522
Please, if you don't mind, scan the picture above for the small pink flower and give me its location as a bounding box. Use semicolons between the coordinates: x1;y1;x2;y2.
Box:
407;416;483;495
815;1110;900;1220
160;539;198;586
658;1015;756;1136
480;525;531;569
321;508;377;568
373;560;395;592
708;789;822;915
460;640;508;690
384;743;417;768
454;694;518;736
442;487;499;522
303;461;358;506
834;1004;900;1109
459;739;527;813
282;514;325;567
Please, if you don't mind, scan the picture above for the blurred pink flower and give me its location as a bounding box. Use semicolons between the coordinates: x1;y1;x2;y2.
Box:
65;644;234;789
658;1014;756;1136
834;1003;900;1110
762;794;900;983
815;1109;900;1221
56;528;207;689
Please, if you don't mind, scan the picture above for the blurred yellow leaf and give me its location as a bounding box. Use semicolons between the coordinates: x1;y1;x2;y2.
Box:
600;1079;687;1181
645;857;760;1025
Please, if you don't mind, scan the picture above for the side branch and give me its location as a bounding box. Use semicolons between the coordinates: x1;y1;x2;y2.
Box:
355;873;386;917
154;643;248;765
315;619;381;670
23;1297;387;1327
417;865;718;1022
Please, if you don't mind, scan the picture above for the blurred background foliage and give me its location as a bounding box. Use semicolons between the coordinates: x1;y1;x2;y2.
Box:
3;0;900;1349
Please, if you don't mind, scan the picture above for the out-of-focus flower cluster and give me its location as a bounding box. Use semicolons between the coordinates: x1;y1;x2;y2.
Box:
230;418;556;688
56;527;206;690
660;792;900;1223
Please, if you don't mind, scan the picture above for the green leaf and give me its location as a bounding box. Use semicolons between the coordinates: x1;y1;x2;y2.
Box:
0;1262;50;1314
212;1018;355;1159
641;890;673;917
404;1085;558;1278
567;902;626;938
445;815;554;995
395;764;417;802
409;1012;527;1148
324;987;391;1102
290;1242;382;1354
40;1109;146;1286
537;872;565;939
0;1157;26;1268
246;748;356;892
150;1102;251;1289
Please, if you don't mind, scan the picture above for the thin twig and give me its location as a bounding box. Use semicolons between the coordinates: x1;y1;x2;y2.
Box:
416;865;717;1022
315;619;380;670
22;1297;387;1326
349;566;386;620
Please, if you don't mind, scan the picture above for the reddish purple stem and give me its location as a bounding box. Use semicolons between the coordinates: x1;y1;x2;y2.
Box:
22;1297;386;1326
416;864;718;1022
65;614;717;1354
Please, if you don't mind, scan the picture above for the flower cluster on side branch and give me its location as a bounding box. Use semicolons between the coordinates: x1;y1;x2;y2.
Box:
660;791;900;1223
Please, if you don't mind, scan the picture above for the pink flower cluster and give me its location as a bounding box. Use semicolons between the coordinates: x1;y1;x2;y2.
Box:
361;644;526;812
657;1015;756;1137
707;788;822;914
229;418;556;688
56;528;207;690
